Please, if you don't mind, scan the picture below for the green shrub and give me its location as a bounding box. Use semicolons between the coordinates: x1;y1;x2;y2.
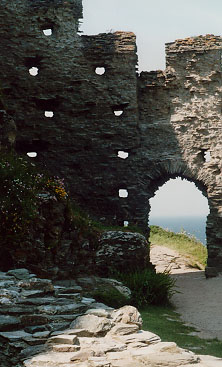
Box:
91;287;129;308
115;268;176;308
0;151;67;247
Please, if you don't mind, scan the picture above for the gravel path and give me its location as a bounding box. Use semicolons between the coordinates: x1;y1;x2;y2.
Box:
150;245;222;341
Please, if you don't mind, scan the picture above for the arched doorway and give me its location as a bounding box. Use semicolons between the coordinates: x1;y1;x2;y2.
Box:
149;177;209;244
147;176;210;274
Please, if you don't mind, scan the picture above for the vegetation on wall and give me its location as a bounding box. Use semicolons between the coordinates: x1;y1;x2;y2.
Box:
0;151;67;247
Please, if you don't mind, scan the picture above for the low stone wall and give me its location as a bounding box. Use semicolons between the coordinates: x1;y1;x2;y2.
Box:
1;268;221;367
0;268;127;365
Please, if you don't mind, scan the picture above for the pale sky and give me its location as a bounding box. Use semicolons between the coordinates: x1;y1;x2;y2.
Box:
81;0;215;216
149;178;209;217
81;0;222;71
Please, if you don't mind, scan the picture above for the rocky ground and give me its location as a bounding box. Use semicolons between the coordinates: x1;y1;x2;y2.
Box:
150;244;201;274
1;268;222;366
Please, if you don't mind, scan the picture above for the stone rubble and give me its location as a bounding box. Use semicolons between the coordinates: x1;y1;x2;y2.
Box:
0;269;221;367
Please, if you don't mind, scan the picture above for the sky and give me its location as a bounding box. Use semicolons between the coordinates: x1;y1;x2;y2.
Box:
80;0;218;217
149;178;209;218
81;0;222;71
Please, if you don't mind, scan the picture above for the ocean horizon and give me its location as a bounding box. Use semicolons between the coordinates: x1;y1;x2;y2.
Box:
149;215;207;245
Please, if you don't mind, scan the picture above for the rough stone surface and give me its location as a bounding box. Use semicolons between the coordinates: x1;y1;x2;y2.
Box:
75;276;131;300
70;314;113;337
95;231;149;274
0;110;16;150
0;268;221;367
111;305;143;328
1;1;222;272
0;268;107;366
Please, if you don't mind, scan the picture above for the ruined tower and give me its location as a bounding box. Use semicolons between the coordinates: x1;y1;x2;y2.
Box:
1;1;222;275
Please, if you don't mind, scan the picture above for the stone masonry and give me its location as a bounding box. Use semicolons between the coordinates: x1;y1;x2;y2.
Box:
1;268;222;367
1;1;222;274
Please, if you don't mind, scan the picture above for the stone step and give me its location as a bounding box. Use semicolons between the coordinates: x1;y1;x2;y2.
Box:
37;303;87;315
18;297;56;306
52;343;81;352
54;286;83;294
47;334;79;345
23;351;79;366
0;305;38;315
55;293;82;301
0;315;21;331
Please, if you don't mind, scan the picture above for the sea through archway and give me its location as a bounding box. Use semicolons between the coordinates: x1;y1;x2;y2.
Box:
149;177;209;244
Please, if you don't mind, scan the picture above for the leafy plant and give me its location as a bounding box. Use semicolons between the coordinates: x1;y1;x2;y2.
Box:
91;287;129;308
0;151;67;247
113;268;176;308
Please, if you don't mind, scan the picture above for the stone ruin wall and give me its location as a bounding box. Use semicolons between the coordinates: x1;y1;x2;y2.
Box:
1;0;222;275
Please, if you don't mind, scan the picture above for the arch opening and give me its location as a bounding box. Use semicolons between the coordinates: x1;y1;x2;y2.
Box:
149;177;209;245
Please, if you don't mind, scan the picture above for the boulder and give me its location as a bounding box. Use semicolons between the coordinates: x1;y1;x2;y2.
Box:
111;306;142;328
47;334;79;345
76;276;131;305
95;231;149;275
18;278;54;293
7;268;32;280
107;323;139;336
70;314;113;337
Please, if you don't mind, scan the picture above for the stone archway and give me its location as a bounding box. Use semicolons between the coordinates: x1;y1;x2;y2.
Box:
145;170;220;277
149;177;209;244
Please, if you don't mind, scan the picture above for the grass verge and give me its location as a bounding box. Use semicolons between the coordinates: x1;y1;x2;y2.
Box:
149;225;207;269
141;305;222;358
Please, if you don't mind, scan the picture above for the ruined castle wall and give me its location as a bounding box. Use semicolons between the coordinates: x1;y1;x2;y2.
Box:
0;0;140;225
1;1;222;273
138;36;222;271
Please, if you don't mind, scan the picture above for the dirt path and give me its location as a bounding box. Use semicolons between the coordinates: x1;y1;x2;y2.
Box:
150;245;222;341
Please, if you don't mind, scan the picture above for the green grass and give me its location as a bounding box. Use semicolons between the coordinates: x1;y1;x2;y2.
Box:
141;305;222;358
149;225;207;269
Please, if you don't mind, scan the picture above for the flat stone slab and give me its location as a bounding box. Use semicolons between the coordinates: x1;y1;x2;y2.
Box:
0;315;20;331
52;344;81;352
85;308;111;318
115;330;161;345
107;323;139;336
0;330;31;340
7;268;31;280
198;354;222;367
24;351;79;366
48;334;79;345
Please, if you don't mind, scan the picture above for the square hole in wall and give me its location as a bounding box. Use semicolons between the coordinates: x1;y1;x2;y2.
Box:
43;29;52;36
95;67;106;75
119;189;128;198
204;151;211;162
124;221;129;227
44;111;54;118
27;152;37;158
114;110;123;116
118;151;129;159
201;149;211;163
29;67;39;76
